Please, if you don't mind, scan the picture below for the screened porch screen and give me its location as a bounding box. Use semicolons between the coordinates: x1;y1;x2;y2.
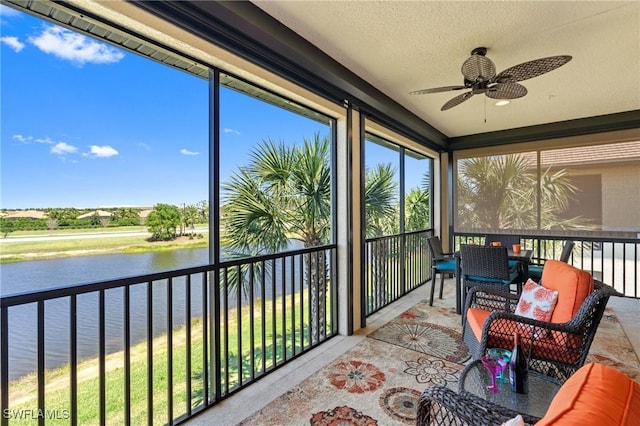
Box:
454;141;640;238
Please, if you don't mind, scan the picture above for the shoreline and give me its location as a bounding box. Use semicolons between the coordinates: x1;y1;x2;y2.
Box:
0;232;209;264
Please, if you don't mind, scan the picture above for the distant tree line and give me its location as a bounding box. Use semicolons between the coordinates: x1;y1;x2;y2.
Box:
0;201;210;238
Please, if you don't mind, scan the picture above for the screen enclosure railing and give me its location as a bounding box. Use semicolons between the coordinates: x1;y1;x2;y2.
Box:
364;229;435;316
0;245;337;426
454;233;639;299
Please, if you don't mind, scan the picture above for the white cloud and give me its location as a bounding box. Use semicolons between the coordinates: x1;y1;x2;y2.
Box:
12;134;32;143
28;25;124;66
1;36;25;52
51;142;78;155
86;145;119;158
180;149;199;156
223;128;241;135
12;135;55;144
35;137;55;144
138;142;151;151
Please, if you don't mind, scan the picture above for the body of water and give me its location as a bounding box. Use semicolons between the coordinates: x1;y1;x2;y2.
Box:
1;246;303;381
1;249;213;381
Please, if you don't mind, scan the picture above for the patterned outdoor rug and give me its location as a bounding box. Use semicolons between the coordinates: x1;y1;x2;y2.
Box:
238;301;639;426
239;338;465;426
367;304;471;364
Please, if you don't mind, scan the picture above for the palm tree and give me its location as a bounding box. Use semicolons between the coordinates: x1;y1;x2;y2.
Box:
223;134;331;254
457;153;588;230
364;163;397;238
182;204;200;235
222;135;401;342
405;173;430;232
222;133;331;342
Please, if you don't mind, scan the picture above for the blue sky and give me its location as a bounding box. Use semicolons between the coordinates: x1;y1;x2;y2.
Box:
1;5;425;211
0;5;330;210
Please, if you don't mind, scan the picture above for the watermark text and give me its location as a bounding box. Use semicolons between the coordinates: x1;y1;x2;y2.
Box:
3;409;70;420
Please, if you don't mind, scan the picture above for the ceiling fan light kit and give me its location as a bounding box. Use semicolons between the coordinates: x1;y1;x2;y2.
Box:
410;47;572;111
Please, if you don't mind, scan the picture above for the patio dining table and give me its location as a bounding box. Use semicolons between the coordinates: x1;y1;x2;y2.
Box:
454;248;533;314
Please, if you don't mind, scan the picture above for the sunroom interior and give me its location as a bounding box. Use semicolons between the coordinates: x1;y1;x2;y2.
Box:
1;0;639;425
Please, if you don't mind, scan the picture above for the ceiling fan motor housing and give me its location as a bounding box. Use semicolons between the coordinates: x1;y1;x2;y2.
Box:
462;48;496;82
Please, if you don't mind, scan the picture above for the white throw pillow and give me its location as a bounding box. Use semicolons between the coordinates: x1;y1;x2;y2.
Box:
515;278;559;322
501;415;525;426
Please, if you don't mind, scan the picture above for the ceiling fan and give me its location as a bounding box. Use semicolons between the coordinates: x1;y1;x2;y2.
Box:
410;47;572;111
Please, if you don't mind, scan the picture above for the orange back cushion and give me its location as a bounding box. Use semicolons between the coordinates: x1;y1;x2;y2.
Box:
535;363;640;426
541;260;593;323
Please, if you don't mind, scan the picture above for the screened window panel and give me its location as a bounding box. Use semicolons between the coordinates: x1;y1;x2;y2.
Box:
219;73;335;258
455;141;640;238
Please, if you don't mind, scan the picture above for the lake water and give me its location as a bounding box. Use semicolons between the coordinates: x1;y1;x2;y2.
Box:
1;249;214;381
1;246;304;381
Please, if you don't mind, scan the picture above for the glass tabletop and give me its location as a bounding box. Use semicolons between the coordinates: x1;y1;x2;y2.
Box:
459;360;561;420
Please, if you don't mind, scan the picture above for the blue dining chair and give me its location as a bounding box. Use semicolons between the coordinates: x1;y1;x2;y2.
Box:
484;234;521;269
460;244;522;302
427;236;457;306
528;240;575;280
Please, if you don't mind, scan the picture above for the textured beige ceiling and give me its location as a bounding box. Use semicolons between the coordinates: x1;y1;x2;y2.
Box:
253;1;640;138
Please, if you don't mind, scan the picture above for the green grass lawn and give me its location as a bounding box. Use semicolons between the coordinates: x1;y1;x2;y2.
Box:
0;231;209;263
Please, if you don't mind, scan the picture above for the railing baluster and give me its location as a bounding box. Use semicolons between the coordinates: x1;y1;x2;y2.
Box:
146;281;153;426
123;286;131;426
70;295;78;426
1;305;8;426
260;260;266;374
289;254;296;354
307;252;318;345
99;290;106;426
248;264;255;381
297;254;303;352
222;269;229;394
201;272;208;405
185;275;191;416
271;259;277;368
281;258;286;361
622;243;627;295
37;301;44;426
236;265;242;386
166;278;173;425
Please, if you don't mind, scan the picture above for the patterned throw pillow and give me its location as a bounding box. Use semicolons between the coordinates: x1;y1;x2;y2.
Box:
515;279;559;322
501;415;524;426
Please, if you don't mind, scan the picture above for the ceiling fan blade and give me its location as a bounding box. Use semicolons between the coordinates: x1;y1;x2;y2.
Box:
486;83;528;99
441;92;473;111
495;55;572;82
409;85;466;95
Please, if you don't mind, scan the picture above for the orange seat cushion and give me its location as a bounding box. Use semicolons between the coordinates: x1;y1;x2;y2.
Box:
535;363;640;425
541;260;593;324
466;308;582;365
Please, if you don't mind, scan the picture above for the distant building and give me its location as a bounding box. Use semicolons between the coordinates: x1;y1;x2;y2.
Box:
138;209;154;219
5;210;47;220
77;210;113;220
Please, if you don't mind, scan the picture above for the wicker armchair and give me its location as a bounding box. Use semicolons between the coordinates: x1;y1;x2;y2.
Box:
417;385;523;426
462;279;620;382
